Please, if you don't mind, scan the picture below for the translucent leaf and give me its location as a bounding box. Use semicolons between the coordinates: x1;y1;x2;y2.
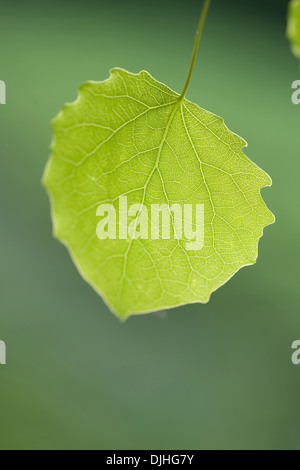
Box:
43;69;274;319
288;0;300;58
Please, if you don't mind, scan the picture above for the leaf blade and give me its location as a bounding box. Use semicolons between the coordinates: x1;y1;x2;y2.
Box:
43;69;274;319
288;0;300;58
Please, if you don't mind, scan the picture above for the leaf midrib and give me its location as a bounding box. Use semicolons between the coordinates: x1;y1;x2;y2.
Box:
116;98;184;310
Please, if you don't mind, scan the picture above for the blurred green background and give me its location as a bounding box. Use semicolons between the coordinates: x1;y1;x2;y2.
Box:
0;0;299;450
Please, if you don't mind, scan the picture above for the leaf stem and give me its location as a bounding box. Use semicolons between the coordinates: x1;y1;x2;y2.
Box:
180;0;212;100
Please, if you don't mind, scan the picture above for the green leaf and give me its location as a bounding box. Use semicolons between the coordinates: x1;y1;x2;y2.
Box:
288;0;300;58
43;68;274;319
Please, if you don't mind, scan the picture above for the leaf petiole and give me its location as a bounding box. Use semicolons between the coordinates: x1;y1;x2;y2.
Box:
180;0;212;100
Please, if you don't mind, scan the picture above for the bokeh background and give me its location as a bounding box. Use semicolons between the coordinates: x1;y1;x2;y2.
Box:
0;0;299;450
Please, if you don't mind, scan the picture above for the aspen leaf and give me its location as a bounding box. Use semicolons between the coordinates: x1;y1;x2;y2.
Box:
43;68;274;319
288;0;300;58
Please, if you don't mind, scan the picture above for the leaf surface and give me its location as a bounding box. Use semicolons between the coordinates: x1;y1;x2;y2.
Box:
43;69;274;319
288;0;300;58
